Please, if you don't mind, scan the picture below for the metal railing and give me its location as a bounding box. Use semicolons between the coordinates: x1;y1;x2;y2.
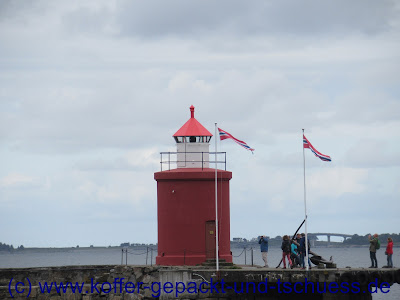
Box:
160;151;227;171
233;247;254;266
121;247;155;266
119;246;256;266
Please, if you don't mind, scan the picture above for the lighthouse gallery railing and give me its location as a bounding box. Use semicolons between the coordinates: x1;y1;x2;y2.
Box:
159;152;227;171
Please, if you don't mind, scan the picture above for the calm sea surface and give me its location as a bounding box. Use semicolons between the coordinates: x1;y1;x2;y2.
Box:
1;246;398;299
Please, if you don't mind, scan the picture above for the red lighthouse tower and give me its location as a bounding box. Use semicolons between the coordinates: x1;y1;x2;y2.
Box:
154;106;233;266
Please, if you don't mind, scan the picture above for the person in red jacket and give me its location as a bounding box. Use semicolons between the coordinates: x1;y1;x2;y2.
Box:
386;237;394;268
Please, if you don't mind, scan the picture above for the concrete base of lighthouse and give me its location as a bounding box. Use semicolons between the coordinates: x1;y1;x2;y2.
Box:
154;168;232;266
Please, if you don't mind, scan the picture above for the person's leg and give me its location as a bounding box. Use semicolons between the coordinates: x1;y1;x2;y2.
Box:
287;253;293;267
282;252;286;268
391;254;393;267
300;252;305;268
369;251;374;267
262;251;269;267
372;252;377;268
387;254;390;267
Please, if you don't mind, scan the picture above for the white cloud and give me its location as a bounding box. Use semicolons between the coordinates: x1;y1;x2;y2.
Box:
307;167;368;199
168;72;212;93
0;173;45;189
0;173;33;187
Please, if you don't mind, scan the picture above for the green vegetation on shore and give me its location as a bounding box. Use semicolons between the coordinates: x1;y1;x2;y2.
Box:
0;242;24;251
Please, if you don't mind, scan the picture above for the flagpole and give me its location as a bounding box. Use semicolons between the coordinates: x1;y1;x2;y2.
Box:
302;129;309;271
215;123;219;272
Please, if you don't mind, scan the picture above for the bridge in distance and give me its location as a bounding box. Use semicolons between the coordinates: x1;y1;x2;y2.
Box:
307;233;353;246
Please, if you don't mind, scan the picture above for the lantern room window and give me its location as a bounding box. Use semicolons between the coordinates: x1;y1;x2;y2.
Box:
174;136;212;143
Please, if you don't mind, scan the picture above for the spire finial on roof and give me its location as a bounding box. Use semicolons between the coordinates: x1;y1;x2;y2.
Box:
190;105;195;118
173;105;212;137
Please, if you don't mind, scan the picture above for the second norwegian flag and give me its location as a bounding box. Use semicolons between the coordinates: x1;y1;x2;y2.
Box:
303;134;331;162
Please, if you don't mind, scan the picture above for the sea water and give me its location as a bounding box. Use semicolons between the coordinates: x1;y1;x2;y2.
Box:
0;246;399;299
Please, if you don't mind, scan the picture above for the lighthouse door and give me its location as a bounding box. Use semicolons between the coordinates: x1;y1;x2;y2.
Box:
205;221;216;259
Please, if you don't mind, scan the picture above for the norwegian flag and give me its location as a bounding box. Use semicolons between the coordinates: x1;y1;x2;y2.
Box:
218;128;254;152
303;135;331;161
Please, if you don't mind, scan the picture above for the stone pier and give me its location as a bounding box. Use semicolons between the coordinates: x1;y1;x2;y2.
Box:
1;265;399;299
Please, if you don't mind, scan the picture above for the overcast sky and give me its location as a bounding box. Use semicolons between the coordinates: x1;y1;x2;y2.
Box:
1;0;399;247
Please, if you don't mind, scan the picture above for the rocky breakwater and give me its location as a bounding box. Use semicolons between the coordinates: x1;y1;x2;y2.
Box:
1;265;400;299
0;265;161;299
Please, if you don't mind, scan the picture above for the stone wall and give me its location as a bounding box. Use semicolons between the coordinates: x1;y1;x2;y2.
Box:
1;265;160;300
1;265;399;300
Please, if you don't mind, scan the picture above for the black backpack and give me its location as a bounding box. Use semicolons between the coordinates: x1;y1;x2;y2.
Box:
281;240;290;253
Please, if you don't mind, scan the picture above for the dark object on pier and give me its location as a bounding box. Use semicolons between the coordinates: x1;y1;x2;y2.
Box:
309;255;333;266
309;250;335;268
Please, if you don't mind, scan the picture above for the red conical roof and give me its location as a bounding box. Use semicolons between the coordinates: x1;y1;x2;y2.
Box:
173;105;213;137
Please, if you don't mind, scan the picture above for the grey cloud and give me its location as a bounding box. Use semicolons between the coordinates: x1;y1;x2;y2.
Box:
0;0;399;248
0;0;38;20
61;6;115;36
1;0;397;39
115;0;396;38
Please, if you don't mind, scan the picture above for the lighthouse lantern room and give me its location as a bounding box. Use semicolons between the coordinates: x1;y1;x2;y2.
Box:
154;105;233;266
173;105;212;168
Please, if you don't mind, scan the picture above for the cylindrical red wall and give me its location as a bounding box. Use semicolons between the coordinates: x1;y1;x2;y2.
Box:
154;168;232;265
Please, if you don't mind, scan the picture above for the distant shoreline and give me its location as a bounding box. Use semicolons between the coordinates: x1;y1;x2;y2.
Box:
1;244;399;253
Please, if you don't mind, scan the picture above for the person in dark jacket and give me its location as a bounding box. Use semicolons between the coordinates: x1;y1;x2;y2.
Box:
281;235;292;269
258;235;269;268
299;233;311;269
368;234;378;268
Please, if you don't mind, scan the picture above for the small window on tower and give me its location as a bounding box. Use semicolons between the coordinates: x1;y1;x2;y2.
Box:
174;137;186;143
190;136;196;143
